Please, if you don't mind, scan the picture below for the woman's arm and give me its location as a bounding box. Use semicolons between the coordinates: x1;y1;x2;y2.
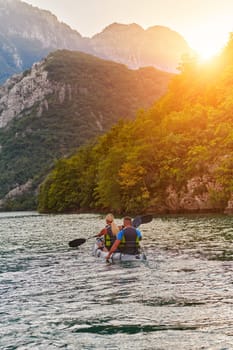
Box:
96;228;107;237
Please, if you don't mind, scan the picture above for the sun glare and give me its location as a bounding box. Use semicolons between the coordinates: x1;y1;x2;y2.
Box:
188;30;229;62
196;45;220;61
191;40;223;62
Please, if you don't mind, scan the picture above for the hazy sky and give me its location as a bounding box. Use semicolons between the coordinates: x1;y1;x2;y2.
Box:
24;0;233;59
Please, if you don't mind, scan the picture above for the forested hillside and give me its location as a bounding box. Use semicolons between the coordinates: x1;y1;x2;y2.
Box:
38;35;233;214
0;50;172;210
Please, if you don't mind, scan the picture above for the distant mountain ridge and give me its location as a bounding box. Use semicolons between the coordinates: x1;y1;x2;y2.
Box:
91;23;190;72
0;0;192;83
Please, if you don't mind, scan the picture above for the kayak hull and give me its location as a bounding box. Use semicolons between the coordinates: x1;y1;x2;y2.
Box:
93;240;147;262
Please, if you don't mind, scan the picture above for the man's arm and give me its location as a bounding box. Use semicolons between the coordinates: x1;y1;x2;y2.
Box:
136;229;142;240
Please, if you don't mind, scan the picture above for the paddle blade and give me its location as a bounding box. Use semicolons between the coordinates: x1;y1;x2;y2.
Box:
141;214;153;224
133;214;153;227
68;238;86;247
132;216;142;228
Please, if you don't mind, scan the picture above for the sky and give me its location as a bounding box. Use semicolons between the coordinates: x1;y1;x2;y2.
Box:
24;0;233;60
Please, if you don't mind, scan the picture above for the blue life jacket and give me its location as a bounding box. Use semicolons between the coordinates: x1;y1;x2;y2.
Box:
118;227;140;254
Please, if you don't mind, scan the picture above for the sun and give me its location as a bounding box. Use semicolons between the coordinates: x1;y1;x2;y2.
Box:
196;44;220;61
187;30;228;62
191;39;223;62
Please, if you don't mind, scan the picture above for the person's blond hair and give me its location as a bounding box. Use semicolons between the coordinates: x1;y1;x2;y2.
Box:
105;213;119;235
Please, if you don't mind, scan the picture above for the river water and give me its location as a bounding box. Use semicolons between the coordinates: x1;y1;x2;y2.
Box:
0;212;232;349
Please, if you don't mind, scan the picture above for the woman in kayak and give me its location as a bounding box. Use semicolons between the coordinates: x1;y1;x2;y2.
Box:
96;213;120;251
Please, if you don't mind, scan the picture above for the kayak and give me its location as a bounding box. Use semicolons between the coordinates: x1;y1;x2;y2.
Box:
92;238;147;262
68;215;153;249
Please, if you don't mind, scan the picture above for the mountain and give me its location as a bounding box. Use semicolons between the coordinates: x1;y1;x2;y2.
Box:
89;23;191;72
0;0;192;83
0;50;173;210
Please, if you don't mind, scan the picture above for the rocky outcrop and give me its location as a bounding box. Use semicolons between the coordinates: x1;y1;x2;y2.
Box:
0;59;78;128
0;62;51;127
5;179;33;200
0;179;33;209
164;176;228;213
224;195;233;214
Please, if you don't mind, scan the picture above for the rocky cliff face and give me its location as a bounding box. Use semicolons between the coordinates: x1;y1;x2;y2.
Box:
225;195;233;214
0;0;192;83
165;176;223;212
0;62;51;128
148;174;232;215
0;60;76;128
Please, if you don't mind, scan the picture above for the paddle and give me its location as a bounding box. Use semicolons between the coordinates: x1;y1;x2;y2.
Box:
68;214;153;248
68;236;96;248
132;214;153;228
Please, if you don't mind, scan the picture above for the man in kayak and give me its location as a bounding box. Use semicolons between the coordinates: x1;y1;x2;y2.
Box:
105;216;142;259
96;213;120;251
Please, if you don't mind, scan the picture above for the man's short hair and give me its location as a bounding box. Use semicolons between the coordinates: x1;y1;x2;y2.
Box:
124;216;132;223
